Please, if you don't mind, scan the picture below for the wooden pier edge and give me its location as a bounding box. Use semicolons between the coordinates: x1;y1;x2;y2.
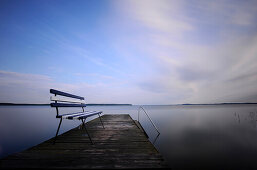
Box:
0;114;170;169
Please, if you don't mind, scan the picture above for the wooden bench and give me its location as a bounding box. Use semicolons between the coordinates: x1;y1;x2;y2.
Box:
50;89;104;144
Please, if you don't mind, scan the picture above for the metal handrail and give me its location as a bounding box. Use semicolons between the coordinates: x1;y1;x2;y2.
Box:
138;106;160;135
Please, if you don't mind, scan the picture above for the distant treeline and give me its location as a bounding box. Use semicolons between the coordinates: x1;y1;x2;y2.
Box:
86;104;132;106
0;103;132;106
0;103;49;106
181;103;257;105
1;102;257;106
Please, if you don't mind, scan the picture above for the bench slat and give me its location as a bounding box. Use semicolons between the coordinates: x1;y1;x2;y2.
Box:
50;96;85;104
50;89;84;100
62;111;102;119
57;111;102;119
61;111;96;119
51;103;87;107
68;111;101;120
57;111;84;118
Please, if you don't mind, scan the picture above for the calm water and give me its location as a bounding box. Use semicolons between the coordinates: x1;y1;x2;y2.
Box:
1;104;257;169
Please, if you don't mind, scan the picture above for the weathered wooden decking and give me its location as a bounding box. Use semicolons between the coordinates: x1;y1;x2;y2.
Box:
0;114;169;169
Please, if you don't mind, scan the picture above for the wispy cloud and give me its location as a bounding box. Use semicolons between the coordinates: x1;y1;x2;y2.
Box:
0;70;186;105
113;0;257;103
0;70;77;103
1;0;257;104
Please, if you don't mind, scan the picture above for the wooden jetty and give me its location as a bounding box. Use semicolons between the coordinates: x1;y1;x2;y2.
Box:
0;114;169;169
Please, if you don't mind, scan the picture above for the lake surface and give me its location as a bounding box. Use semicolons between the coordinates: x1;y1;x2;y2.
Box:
1;104;257;169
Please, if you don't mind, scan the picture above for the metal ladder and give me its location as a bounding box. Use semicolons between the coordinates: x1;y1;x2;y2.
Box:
137;106;160;135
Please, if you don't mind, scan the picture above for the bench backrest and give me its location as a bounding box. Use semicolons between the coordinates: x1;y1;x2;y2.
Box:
50;89;86;116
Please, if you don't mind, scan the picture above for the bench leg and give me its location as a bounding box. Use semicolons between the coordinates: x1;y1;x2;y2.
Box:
81;119;94;145
53;118;62;144
98;113;105;129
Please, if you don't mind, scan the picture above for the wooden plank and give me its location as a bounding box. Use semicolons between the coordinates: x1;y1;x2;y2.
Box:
50;89;84;100
134;120;149;138
0;114;170;169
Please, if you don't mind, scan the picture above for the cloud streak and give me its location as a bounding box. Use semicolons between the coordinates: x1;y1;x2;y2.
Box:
0;70;169;104
113;0;257;103
1;0;257;104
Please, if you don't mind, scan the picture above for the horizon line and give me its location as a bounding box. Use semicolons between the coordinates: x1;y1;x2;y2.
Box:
1;102;257;106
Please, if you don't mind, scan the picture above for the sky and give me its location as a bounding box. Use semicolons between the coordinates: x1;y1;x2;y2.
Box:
0;0;257;104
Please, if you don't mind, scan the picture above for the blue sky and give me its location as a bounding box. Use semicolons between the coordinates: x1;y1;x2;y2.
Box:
1;0;257;104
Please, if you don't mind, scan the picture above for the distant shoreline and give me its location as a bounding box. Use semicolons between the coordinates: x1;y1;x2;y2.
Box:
180;103;257;105
0;103;132;106
0;103;49;106
1;102;257;106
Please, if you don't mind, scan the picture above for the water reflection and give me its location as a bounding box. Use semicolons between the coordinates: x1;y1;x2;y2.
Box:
1;105;257;169
234;111;257;128
234;112;241;123
152;133;160;145
248;111;257;128
142;105;257;170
